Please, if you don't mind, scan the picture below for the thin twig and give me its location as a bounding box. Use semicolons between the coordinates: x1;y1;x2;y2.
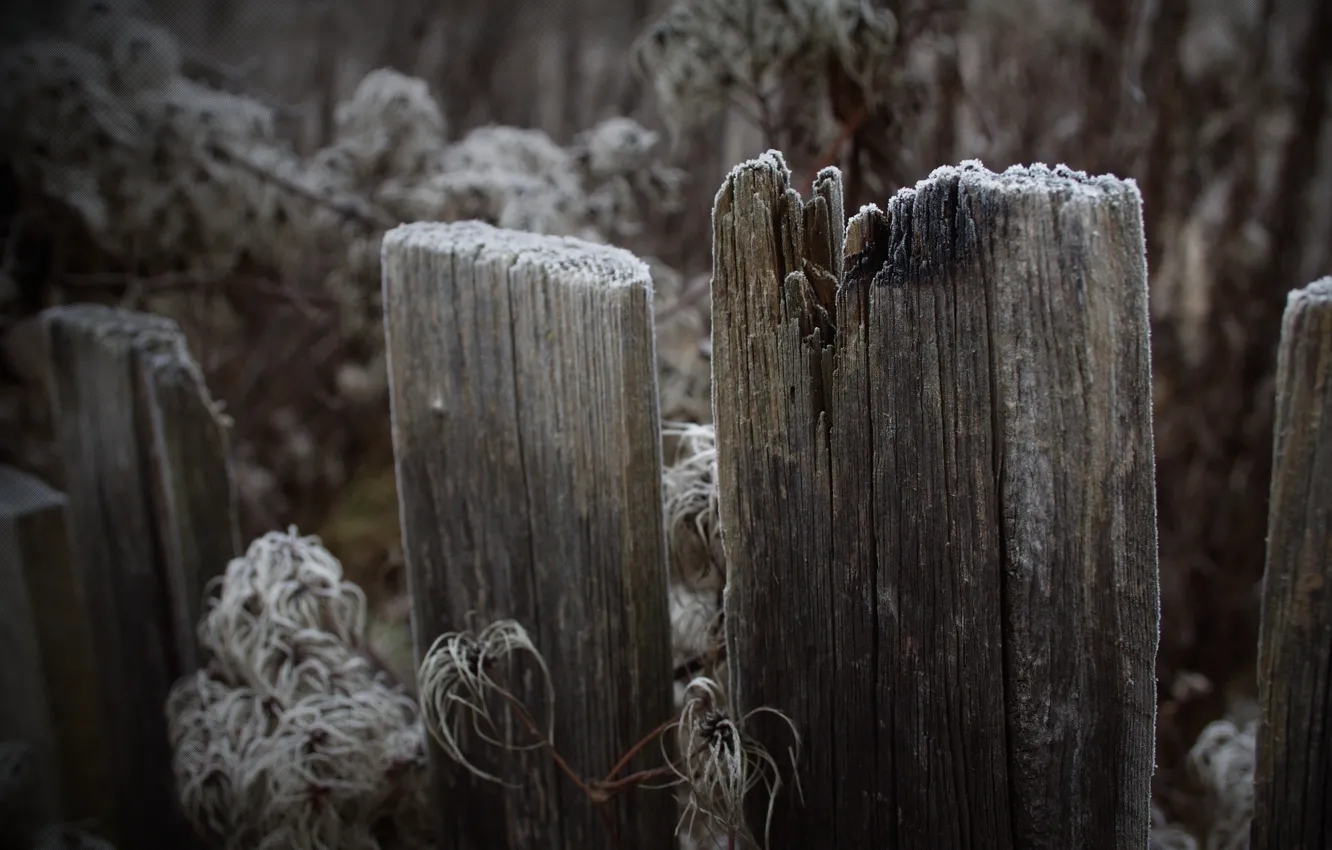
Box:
490;686;591;798
204;142;395;230
604;718;679;781
589;765;680;802
797;103;867;195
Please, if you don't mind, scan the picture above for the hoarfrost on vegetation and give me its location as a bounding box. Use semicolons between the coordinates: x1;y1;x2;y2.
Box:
0;9;686;366
1150;801;1200;850
661;421;727;718
166;530;431;850
320;68;447;185
0;5;696;529
1186;717;1256;850
634;0;897;145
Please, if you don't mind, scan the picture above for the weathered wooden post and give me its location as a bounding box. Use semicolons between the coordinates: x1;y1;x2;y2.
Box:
42;304;241;850
382;221;675;850
1252;277;1332;850
711;154;1159;848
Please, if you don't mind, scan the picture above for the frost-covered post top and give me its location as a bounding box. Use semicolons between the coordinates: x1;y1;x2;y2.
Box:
382;220;654;293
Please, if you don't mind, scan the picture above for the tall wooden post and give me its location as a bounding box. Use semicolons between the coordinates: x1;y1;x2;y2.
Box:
711;155;1160;848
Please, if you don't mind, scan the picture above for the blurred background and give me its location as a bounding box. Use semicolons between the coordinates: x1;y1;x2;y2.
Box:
0;0;1328;835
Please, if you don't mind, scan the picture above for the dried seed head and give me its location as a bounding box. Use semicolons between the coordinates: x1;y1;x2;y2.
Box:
329;68;446;183
662;421;724;589
165;530;428;850
1185;717;1255;850
416;618;555;785
570;116;661;179
817;0;898;95
197;528;372;697
670;677;802;849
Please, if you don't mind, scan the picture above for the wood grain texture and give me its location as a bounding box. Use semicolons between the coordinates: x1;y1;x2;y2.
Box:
382;221;675;850
136;334;242;674
711;154;1159;849
1253;277;1332;850
0;467;115;839
44;304;236;850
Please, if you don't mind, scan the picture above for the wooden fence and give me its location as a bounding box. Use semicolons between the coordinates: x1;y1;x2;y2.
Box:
1;160;1329;850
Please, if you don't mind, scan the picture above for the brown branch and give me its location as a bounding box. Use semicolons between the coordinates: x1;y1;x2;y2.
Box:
490;686;592;799
588;766;680;802
604;718;679;781
796;103;867;196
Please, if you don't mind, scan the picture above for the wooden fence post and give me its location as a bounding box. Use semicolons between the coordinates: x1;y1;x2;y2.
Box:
711;154;1160;849
1253;277;1332;850
42;304;241;850
382;221;675;850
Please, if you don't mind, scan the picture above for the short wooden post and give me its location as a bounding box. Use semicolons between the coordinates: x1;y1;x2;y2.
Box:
382;221;675;850
43;304;241;850
711;155;1159;848
1253;277;1332;850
